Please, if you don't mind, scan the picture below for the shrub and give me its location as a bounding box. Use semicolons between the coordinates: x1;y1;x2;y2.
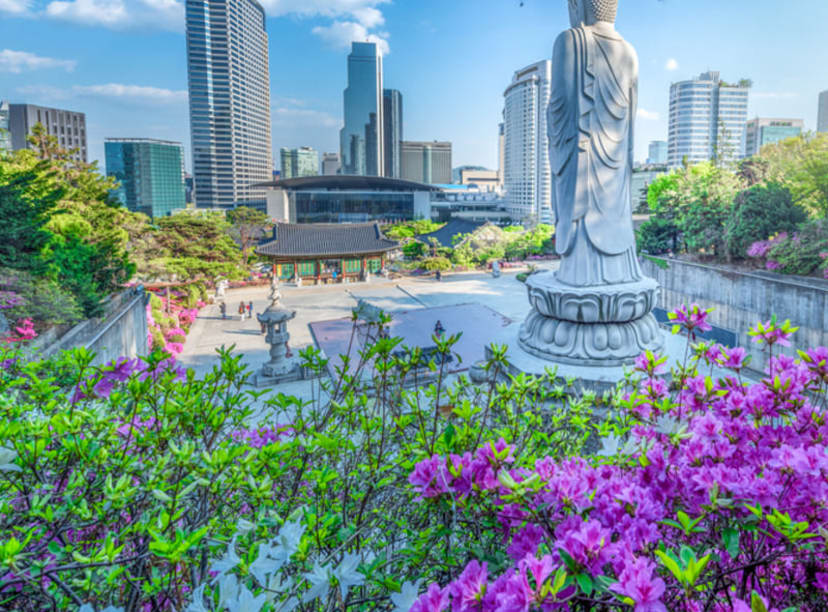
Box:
0;316;593;610
409;314;828;612
636;217;679;255
0;268;83;327
725;182;807;259
422;256;452;272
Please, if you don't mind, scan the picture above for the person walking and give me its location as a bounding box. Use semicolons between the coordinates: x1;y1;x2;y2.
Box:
247;301;253;318
238;301;246;322
219;302;227;319
434;320;446;339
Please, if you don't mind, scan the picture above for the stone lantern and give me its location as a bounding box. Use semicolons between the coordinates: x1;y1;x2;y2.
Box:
255;277;302;385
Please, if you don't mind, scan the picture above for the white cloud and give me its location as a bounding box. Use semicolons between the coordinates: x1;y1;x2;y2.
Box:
0;49;77;73
15;84;71;99
312;20;390;54
45;0;128;26
73;83;187;103
273;106;339;128
259;0;388;26
665;58;679;71
637;108;660;121
0;0;30;14
44;0;182;30
18;82;187;104
752;92;798;100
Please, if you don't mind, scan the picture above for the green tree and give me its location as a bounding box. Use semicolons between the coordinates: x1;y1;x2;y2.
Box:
760;133;828;217
637;217;679;255
226;206;272;264
0;160;62;274
726;182;807;259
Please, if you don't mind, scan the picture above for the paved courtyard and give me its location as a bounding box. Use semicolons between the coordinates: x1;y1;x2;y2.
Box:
178;266;556;399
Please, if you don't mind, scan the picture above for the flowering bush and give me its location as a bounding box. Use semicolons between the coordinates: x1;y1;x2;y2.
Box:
0;316;595;610
747;220;828;279
408;311;828;611
146;290;203;352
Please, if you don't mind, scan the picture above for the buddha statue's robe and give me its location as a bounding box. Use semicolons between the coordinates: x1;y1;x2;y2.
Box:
548;20;642;286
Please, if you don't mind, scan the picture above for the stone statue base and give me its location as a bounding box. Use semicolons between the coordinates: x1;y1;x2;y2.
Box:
254;357;305;387
518;271;664;366
477;323;682;395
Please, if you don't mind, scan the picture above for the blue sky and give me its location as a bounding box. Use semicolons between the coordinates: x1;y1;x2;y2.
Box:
1;0;827;172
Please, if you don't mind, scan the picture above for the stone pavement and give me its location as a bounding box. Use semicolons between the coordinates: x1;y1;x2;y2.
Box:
178;266;556;402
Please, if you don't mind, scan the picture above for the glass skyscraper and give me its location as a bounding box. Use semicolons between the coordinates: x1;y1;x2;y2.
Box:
818;90;828;134
502;60;552;224
280;147;319;179
401;141;452;184
745;118;803;157
185;0;273;210
105;138;186;218
667;71;749;167
340;42;384;176
383;89;402;179
0;101;9;153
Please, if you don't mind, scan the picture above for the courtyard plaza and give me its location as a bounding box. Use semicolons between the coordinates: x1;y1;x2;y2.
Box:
178;265;556;400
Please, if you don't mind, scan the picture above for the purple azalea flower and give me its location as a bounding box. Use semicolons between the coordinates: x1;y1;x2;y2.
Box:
609;556;666;612
448;560;487;612
411;583;449;612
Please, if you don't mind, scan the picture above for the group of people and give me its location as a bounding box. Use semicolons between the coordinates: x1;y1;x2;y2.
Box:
218;301;260;326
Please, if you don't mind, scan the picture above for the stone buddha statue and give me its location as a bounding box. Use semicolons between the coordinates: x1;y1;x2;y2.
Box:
550;0;641;286
518;0;663;366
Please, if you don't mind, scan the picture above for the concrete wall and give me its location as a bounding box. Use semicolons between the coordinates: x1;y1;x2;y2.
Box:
641;257;828;372
36;289;149;365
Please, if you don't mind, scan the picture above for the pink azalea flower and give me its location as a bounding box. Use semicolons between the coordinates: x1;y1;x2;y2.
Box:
411;584;449;612
448;560;487;611
609;556;666;612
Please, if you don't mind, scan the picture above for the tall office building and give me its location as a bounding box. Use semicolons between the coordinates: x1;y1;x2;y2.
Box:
401;141;452;184
744;118;804;157
502;60;552;223
280;147;318;179
667;71;749;167
0;102;9;152
340;42;384;176
6;103;87;162
321;152;341;176
818;90;828;133
185;0;273;210
105;138;186;218
383;89;403;179
647;140;668;165
497;122;505;188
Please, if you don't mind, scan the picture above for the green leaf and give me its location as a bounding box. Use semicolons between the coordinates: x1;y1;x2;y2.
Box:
723;527;740;558
751;591;768;612
575;573;593;596
655;550;683;583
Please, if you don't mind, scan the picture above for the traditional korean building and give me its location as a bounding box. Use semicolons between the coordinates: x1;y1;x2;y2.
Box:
257;222;399;283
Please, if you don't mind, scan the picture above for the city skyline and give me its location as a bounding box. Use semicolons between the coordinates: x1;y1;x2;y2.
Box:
1;0;827;171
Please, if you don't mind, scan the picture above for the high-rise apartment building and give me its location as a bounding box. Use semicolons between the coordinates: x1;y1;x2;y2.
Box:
340;42;384;176
321;152;341;176
0;102;9;152
105;138;186;218
647;140;668;165
7;103;87;162
401;141;452;184
818;90;828;133
745;118;804;157
383;89;403;179
497;122;505;188
667;71;749;167
280;147;319;179
185;0;273;210
502;60;552;223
